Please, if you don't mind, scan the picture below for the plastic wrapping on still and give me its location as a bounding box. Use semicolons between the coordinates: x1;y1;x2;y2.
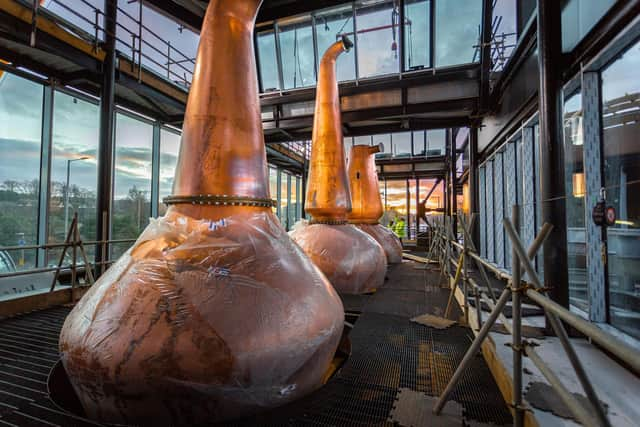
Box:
290;220;387;294
356;223;403;264
60;210;344;425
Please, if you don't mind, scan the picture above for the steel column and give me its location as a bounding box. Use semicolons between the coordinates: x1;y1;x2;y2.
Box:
150;121;161;218
479;0;492;111
95;0;117;270
449;129;457;235
36;84;54;267
537;0;569;311
469;126;480;248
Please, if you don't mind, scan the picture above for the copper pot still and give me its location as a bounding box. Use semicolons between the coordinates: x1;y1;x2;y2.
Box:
347;144;403;264
290;37;386;295
58;0;344;425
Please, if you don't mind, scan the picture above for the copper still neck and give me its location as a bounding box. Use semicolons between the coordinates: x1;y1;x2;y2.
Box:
305;36;353;222
348;144;384;224
169;0;269;218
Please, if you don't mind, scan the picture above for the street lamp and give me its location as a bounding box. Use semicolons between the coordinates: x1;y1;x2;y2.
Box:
64;156;90;232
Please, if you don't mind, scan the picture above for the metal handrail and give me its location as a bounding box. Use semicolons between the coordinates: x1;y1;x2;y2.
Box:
0;238;136;279
428;209;640;427
422;211;640;426
438;214;640;376
0;238;136;252
30;0;196;87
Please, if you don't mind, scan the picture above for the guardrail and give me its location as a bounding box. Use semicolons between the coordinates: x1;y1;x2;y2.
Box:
423;207;640;427
26;0;195;88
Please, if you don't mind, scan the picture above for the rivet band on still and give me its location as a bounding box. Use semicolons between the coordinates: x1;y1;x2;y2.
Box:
309;219;349;225
163;194;276;208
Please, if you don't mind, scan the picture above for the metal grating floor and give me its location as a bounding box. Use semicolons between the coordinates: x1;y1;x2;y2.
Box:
0;260;513;426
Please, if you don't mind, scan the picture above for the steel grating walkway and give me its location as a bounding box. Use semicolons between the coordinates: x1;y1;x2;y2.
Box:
0;260;512;426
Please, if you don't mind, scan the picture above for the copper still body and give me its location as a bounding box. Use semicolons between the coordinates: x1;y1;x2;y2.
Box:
347;145;403;264
290;37;386;295
59;1;344;425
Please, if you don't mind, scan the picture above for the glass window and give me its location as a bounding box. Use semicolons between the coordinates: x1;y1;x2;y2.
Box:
116;0;198;86
257;30;281;92
408;179;417;239
0;73;43;271
491;0;518;70
112;113;153;257
355;0;400;78
344;136;353;164
315;5;356;82
289;175;298;227
412;130;426;156
426;128;446;156
354;135;371;145
561;0;616;53
279;171;289;229
269;167;278;214
48;91;99;265
518;0;536;33
404;0;430;71
373;133;392;159
44;0;105;41
385;180;407;237
435;0;482;67
278;17;316;89
601;40;640;339
392;132;412;157
418;178;444;232
562;92;587;312
158;128;181;216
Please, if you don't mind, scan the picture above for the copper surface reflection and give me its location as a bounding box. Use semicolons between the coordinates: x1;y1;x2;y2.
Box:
347;144;403;264
59;1;344;425
304;36;353;222
291;38;387;294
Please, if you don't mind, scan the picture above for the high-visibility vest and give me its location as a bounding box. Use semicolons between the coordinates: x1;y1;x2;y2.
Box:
393;220;406;238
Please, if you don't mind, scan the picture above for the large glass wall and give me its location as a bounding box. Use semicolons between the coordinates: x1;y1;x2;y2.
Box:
158;128;181;216
0;73;43;271
258;0;481;92
48;90;99;265
0;71;305;293
111;113;153;257
601;40;640;339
